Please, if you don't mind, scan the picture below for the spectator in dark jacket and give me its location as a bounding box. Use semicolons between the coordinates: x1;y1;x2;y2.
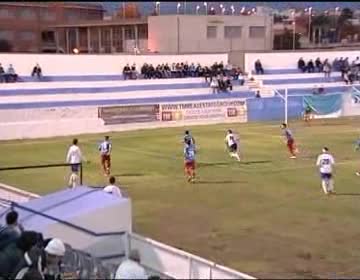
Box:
0;231;42;278
315;57;323;72
0;210;24;250
254;59;264;74
0;63;5;83
122;64;131;80
31;63;42;79
298;57;306;72
307;60;315;73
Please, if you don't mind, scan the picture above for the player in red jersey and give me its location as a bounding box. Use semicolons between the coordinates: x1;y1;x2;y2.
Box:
281;123;298;159
184;138;196;183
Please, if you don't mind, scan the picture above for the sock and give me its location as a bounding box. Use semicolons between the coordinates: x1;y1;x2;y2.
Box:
234;153;241;161
328;180;334;192
322;180;328;194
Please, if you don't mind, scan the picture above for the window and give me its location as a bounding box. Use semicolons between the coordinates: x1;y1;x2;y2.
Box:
249;26;265;38
207;26;217;39
0;30;13;40
41;31;55;43
19;8;36;20
18;31;36;41
0;8;14;19
138;24;148;40
124;26;135;40
40;9;56;21
224;26;242;39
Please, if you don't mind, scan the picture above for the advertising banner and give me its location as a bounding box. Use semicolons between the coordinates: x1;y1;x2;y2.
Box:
160;99;247;123
98;104;160;125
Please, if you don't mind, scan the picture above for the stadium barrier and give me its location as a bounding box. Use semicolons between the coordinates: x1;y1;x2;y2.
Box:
0;184;255;279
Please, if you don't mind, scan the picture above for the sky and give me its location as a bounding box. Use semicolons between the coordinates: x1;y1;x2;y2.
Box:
100;2;360;15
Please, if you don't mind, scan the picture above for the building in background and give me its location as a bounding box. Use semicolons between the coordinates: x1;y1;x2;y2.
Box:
0;2;104;53
50;13;273;54
148;15;273;53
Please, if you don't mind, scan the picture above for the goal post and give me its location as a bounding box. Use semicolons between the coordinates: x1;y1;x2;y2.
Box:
274;87;288;124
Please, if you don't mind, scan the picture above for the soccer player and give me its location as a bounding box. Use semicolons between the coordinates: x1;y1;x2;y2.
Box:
225;129;241;162
303;105;313;124
184;138;196;183
281;123;298;159
355;138;360;176
316;147;335;195
183;130;195;145
66;138;83;188
99;136;112;176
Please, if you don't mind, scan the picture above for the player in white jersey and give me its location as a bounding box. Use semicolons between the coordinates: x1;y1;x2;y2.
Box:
66;138;83;188
316;147;335;195
225;129;240;162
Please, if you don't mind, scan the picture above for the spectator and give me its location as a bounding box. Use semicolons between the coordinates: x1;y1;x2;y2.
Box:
0;210;24;250
307;60;315;73
0;63;5;83
7;64;18;82
217;75;227;92
123;64;131;80
315;57;323;72
237;71;245;86
189;63;196;77
323;59;331;78
224;76;233;91
254;59;264;74
115;250;148;280
103;176;124;198
255;90;261;98
31;63;42;79
0;230;42;278
131;64;137;79
297;57;306;72
210;77;218;94
41;238;66;280
12;245;44;280
204;66;212;83
354;56;360;67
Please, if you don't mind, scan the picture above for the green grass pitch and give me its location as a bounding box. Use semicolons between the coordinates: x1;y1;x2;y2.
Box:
1;117;360;279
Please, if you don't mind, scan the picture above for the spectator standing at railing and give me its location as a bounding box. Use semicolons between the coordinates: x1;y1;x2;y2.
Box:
323;59;332;78
210;77;218;94
31;63;42;79
254;59;264;75
115;250;148;280
196;63;203;77
189;63;196;77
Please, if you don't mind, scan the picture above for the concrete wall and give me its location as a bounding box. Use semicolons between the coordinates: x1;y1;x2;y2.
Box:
244;50;360;73
148;15;273;54
0;53;228;76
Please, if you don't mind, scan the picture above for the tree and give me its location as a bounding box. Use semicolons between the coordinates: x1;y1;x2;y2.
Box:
0;39;12;52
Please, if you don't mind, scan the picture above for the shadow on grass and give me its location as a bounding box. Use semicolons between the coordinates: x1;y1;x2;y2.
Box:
197;162;231;167
113;173;145;177
195;180;245;184
241;160;272;165
334;193;360;196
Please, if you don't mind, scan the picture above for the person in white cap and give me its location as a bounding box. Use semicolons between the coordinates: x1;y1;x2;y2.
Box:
42;238;66;279
115;249;147;279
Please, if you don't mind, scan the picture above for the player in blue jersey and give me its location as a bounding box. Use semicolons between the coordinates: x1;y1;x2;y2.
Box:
184;138;196;183
99;136;112;176
281;123;298;159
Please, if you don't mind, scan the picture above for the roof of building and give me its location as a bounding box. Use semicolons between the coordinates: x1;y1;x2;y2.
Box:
0;2;105;11
50;17;148;28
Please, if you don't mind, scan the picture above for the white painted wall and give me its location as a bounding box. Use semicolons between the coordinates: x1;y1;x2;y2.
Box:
244;50;360;73
148;15;273;54
0;53;228;76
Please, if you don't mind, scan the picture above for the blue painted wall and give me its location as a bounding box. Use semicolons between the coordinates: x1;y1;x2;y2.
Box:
247;96;304;122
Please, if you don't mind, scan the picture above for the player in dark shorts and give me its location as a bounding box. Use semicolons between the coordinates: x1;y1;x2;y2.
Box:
281;123;298;159
98;136;112;176
184;138;196;183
